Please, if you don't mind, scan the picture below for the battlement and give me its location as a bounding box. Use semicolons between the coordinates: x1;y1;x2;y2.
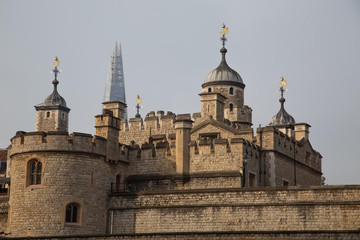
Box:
189;137;258;156
256;126;322;172
119;111;196;145
9;131;108;158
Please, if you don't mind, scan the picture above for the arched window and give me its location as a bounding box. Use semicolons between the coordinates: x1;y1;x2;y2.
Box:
229;103;234;112
66;203;80;223
29;159;42;185
208;88;212;93
229;87;233;95
46;112;50;118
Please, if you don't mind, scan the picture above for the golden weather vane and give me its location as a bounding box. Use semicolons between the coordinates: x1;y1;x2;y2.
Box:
219;23;229;47
54;56;60;67
278;77;288;98
52;56;61;80
135;95;142;118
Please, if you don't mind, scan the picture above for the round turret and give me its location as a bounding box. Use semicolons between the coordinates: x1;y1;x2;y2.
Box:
7;132;116;237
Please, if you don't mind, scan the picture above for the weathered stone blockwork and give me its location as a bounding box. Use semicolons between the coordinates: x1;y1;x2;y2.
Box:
0;196;8;233
7;132;128;237
1;231;360;240
108;186;360;234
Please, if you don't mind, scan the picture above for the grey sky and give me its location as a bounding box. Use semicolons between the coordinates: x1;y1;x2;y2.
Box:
0;0;359;185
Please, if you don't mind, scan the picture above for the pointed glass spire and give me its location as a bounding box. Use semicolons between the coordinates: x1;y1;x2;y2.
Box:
103;42;127;119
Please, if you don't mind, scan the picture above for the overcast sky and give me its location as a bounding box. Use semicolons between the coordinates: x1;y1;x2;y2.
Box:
0;0;359;185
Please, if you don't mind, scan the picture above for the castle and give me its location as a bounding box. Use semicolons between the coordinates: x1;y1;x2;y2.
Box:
0;26;359;239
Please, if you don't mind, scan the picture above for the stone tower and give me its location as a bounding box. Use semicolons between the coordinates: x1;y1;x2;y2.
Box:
8;58;118;237
35;57;70;132
200;24;252;128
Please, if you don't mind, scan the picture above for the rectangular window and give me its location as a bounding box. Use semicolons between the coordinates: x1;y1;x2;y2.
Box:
283;180;289;186
249;172;256;187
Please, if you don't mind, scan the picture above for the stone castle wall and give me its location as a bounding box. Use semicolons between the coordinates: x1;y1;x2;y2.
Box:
108;185;360;235
1;231;359;239
259;127;322;172
0;196;8;233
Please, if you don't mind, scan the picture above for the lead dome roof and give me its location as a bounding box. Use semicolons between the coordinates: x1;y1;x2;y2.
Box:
269;97;295;126
35;78;70;111
202;47;244;89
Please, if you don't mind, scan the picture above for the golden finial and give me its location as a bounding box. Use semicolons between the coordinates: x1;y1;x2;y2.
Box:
280;77;286;87
137;94;142;104
54;56;60;67
220;23;229;35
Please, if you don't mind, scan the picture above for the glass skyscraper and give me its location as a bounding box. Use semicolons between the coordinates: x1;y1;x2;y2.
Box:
103;42;127;119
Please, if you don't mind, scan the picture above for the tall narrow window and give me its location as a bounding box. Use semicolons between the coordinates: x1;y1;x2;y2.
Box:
66;203;80;223
116;174;121;192
229;87;233;95
46;112;50;118
29;159;42;185
249;173;256;187
229;103;233;112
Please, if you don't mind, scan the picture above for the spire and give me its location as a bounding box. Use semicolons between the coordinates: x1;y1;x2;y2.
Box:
52;56;60;92
34;57;70;132
219;23;229;62
135;95;142;118
36;56;68;109
269;77;295;126
103;42;127;119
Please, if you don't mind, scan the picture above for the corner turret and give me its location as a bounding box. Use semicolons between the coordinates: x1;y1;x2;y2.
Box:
35;57;70;132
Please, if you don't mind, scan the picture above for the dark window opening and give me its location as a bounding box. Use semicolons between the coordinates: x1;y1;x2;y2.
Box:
46;112;50;118
208;88;212;93
199;132;220;140
229;103;233;112
116;174;121;192
229;87;233;95
249;173;256;187
29;160;42;185
283;180;289;187
65;203;79;223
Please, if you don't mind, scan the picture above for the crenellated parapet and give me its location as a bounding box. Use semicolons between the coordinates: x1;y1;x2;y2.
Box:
256;126;322;172
188;137;258;173
118;111;179;145
126;140;175;176
9;131;108;158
